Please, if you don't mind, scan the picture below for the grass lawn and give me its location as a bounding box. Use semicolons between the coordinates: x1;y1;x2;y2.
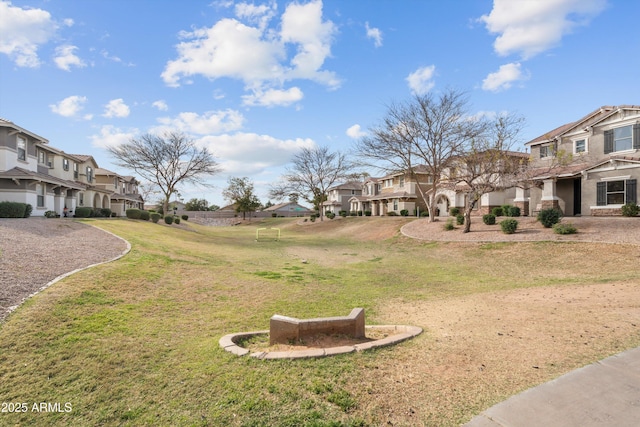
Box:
1;217;639;426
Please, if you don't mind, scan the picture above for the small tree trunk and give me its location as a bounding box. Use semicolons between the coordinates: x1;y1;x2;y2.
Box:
462;197;477;234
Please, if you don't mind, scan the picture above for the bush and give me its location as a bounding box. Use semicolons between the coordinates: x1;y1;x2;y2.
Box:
443;218;455;231
456;214;464;225
139;210;150;221
164;215;174;224
364;210;372;216
125;208;142;219
339;210;347;217
537;208;562;228
553;222;577;235
400;209;409;216
420;211;429;217
387;211;398;216
173;216;181;224
501;204;513;216
491;206;503;217
349;211;357;216
23;204;32;218
506;206;521;217
621;203;639;217
449;207;460;216
100;208;112;218
358;210;363;216
482;213;496;225
44;210;58;218
151;213;162;223
326;212;335;219
0;202;27;218
500;219;518;234
74;207;92;218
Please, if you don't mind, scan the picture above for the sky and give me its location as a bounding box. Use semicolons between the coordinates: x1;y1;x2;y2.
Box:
1;0;639;208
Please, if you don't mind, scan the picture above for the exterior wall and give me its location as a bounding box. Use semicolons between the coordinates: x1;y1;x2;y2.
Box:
584;166;640;216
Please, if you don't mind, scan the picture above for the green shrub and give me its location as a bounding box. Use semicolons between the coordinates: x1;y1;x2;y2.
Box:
500;218;518;234
310;215;316;222
357;210;363;216
101;208;112;218
501;204;513;216
150;213;161;223
74;207;92;218
271;212;278;217
443;218;455;231
139;210;150;221
326;212;335;219
126;208;142;219
491;206;503;217
364;210;372;216
449;207;460;216
506;206;521;217
387;211;398;216
164;215;174;224
339;210;347;217
456;214;464;225
349;211;357;216
400;209;409;216
173;216;181;224
621;203;639;217
181;214;189;221
420;211;429;217
553;222;577;235
44;210;58;218
23;204;32;218
537;208;562;228
482;213;496;225
0;202;27;218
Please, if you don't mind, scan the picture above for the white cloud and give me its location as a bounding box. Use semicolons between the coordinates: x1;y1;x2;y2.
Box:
152;100;169;111
155;110;245;135
242;87;303;107
479;0;607;59
103;98;130;118
54;45;86;71
197;132;315;174
49;95;88;118
406;65;436;95
346;124;366;139
0;1;58;67
62;18;74;27
162;0;339;103
90;125;137;149
482;62;529;92
365;22;382;47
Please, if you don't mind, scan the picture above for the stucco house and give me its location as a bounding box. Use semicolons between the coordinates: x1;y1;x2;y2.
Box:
524;105;639;216
0;119;143;216
322;181;362;214
348;166;433;216
95;168;144;216
264;201;313;217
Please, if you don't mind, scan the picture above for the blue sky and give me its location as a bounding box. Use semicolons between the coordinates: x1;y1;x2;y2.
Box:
1;0;638;207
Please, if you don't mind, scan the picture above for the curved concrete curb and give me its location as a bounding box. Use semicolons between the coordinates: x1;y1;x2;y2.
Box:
219;325;423;360
5;222;131;319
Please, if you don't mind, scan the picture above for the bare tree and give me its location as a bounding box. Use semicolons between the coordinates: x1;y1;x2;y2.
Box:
442;113;526;232
269;146;355;221
355;88;484;221
108;131;220;214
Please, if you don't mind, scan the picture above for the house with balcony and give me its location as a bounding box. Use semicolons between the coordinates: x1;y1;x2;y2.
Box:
322;181;362;214
0;118;143;216
525;105;639;216
95;168;144;216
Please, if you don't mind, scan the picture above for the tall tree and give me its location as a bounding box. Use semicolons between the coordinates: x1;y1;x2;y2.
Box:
108;131;220;214
442;113;526;232
222;177;261;220
355;88;484;222
269;145;354;221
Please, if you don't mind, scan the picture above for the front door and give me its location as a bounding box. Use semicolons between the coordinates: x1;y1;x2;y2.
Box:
573;178;582;216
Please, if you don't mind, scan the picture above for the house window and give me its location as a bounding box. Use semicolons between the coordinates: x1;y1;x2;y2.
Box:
86;166;93;182
393;199;398;211
574;139;587;154
399;176;405;187
540;144;554;158
73;163;78;179
605;124;640;154
36;183;45;207
114;178;118;188
597;179;637;206
78;192;84;206
427;175;434;184
63;158;69;171
47;155;53;168
17;137;26;161
38;150;46;164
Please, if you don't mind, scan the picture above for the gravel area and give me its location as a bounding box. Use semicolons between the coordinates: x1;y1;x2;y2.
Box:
0;218;129;323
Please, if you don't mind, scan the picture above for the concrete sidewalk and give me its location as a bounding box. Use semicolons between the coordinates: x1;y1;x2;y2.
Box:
464;346;640;427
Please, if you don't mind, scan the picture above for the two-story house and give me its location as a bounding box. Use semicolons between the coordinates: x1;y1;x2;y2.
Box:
349;166;433;216
525;105;639;216
322;181;362;214
95;168;144;216
0;119;143;216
